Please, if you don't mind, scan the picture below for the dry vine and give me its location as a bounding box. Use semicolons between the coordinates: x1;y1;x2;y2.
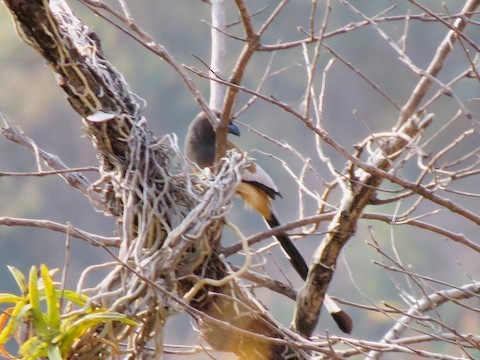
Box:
2;0;315;358
1;0;480;359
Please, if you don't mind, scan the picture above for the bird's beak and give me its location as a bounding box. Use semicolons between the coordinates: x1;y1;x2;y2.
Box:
228;123;240;136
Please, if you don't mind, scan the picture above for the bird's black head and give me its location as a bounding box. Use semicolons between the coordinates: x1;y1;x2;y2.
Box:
185;110;240;168
227;122;240;136
188;110;240;143
209;110;240;137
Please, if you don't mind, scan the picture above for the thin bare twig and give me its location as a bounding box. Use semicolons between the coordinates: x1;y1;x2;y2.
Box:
0;216;119;247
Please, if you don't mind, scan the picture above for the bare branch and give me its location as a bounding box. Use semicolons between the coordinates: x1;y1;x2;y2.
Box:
0;217;119;247
209;0;227;110
367;282;480;359
1;116;108;213
294;0;480;333
398;0;480;127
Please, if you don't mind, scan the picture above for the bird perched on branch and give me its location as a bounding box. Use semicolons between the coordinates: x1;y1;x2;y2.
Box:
184;110;352;334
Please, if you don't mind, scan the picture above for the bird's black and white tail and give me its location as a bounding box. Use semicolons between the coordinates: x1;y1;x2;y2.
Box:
266;213;353;334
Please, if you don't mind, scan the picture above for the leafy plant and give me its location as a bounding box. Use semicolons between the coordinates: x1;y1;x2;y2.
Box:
0;265;135;359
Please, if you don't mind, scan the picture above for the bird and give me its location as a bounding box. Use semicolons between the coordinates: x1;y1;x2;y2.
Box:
184;110;353;334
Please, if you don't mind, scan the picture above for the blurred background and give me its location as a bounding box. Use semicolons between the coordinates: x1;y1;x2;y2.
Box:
0;1;479;358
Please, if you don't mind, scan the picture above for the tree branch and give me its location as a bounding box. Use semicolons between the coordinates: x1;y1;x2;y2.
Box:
293;0;480;335
2;1;312;358
367;281;480;359
0;217;120;247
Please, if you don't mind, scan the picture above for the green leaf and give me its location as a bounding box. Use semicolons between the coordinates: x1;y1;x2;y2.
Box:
47;344;62;360
41;264;60;330
19;335;47;358
0;301;28;344
28;266;47;335
55;290;90;308
0;293;23;304
59;311;136;355
7;266;27;295
71;312;137;328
